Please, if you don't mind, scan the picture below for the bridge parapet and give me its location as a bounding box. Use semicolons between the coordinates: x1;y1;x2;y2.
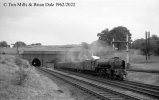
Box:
21;51;67;67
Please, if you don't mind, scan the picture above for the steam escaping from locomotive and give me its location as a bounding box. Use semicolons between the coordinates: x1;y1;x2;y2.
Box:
55;41;127;80
91;56;100;60
60;40;117;62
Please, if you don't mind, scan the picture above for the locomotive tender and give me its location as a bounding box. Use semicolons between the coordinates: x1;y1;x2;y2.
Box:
55;57;127;80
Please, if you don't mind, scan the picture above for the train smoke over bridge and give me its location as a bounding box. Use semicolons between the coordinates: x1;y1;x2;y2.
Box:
21;50;81;67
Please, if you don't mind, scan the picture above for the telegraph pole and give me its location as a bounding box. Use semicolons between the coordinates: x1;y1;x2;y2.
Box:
148;31;150;60
112;38;115;50
145;32;148;61
145;31;151;62
126;34;129;67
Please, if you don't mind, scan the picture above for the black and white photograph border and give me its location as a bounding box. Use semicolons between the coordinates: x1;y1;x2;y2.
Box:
0;0;159;100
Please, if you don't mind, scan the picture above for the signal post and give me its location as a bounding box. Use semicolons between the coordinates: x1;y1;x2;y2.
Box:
112;34;130;68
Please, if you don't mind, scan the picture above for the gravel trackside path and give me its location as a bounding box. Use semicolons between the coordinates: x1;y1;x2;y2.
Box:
37;68;100;100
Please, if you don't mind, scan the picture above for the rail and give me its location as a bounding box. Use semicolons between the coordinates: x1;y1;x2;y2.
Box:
56;69;159;100
38;68;146;100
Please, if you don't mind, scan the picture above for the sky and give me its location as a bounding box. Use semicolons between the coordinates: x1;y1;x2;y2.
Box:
0;0;159;45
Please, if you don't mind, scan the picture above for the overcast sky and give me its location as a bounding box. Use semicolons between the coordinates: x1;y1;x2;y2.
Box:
0;0;159;45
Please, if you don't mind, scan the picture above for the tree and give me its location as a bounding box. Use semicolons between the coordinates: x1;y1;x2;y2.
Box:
97;28;109;42
139;39;157;55
154;46;159;55
97;26;131;50
151;35;159;41
0;41;9;47
35;43;42;46
150;35;159;55
131;34;159;56
13;41;26;47
81;42;90;50
30;43;42;46
131;38;145;49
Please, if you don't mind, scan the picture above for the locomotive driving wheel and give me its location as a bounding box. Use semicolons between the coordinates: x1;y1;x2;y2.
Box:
119;75;124;80
98;68;105;77
116;75;124;80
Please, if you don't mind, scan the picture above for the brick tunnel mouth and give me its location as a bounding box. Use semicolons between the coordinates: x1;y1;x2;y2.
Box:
32;58;41;67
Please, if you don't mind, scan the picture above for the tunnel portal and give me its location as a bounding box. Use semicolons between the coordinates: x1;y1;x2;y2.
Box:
32;58;41;67
22;51;71;67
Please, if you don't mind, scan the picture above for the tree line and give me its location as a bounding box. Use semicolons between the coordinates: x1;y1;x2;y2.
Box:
0;41;42;48
97;26;159;56
97;26;132;50
131;35;159;55
1;26;158;56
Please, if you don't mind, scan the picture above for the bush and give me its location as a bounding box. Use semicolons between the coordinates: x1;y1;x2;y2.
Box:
154;46;159;56
132;35;159;56
0;60;6;64
0;41;9;47
13;70;28;85
13;57;30;85
2;52;5;55
15;57;23;66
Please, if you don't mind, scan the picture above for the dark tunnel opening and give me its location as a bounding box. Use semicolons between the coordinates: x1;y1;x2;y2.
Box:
32;58;41;67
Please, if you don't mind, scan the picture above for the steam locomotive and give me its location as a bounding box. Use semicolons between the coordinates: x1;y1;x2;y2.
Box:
55;57;127;80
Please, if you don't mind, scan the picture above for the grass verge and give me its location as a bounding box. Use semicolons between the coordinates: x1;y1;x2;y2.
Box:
0;55;74;100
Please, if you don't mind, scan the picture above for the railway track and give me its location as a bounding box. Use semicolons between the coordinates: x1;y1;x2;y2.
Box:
56;69;159;100
38;67;147;100
127;69;159;74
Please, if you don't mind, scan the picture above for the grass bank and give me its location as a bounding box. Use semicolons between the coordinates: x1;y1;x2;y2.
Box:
0;55;74;100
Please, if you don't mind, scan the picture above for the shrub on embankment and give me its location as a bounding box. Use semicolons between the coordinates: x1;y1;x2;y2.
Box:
0;55;30;85
0;55;72;100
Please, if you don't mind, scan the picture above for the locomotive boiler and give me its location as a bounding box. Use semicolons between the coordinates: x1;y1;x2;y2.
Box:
94;57;126;80
55;57;126;80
